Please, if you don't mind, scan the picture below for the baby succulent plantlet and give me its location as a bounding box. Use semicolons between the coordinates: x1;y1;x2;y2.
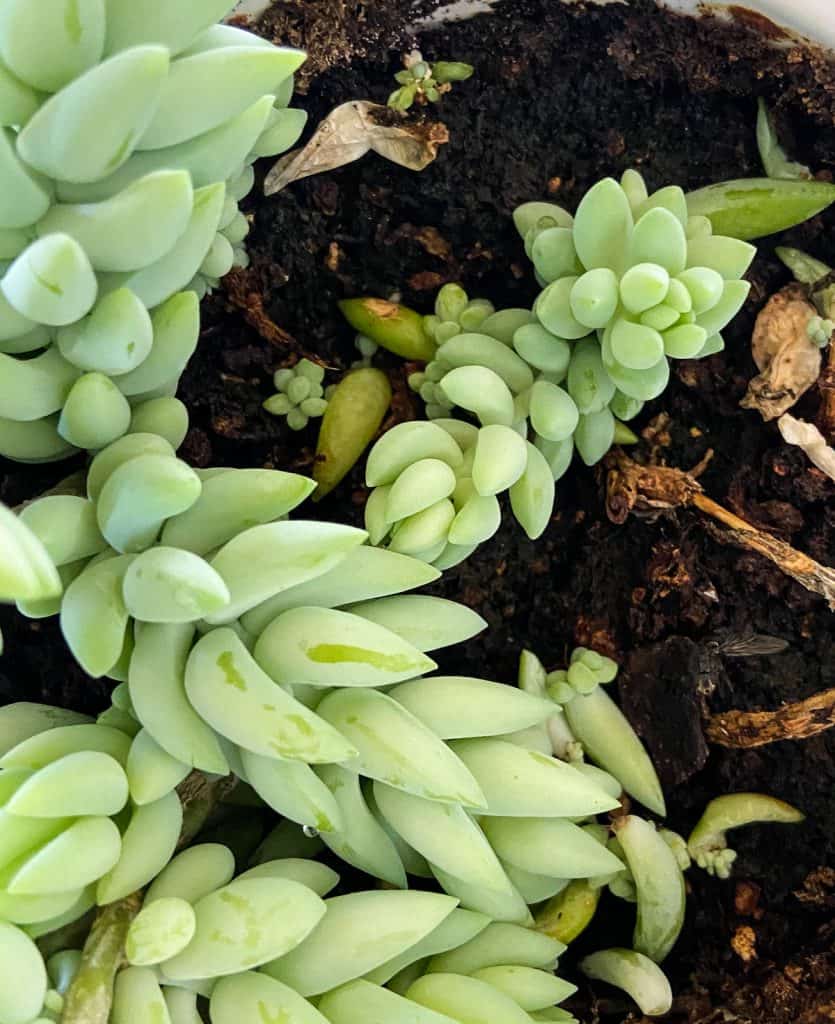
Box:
264;358;328;431
0;0;308;459
687;792;804;878
389;49;474;112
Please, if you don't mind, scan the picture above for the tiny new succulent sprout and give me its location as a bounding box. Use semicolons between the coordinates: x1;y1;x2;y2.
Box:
687;792;804;879
389;49;474;112
0;1;307;459
264;358;329;431
352;333;378;367
807;315;834;348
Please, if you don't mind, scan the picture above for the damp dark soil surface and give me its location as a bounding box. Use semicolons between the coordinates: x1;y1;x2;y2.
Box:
3;1;835;1020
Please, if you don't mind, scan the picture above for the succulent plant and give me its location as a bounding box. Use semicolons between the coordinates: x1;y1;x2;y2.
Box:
0;0;307;461
264;359;329;431
389;49;474;112
0;501;61;652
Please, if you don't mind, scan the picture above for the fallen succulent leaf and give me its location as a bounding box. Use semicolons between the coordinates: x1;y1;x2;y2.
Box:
778;413;835;482
740;284;822;421
264;101;449;195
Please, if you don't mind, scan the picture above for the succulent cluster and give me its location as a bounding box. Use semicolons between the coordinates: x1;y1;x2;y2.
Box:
0;709;184;934
363;417;555;568
264;359;329;431
0;0;306;461
388;49;474;112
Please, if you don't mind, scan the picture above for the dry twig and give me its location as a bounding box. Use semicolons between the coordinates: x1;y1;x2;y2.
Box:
605;449;835;608
707;687;835;748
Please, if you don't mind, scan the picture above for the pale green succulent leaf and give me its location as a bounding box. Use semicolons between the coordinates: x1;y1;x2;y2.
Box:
316;764;407;888
427;920;564;975
129;622;229;774
60;554;133;677
564;686;665;815
237;858;339;897
389;676;552;740
696;279;751;336
0;129;52;230
185;627;355;764
0;348;78;422
685;177;835;241
241;748;342;833
0;504;63;603
125;896;196;967
437;333;534;394
58;372;132;449
614;815;685;963
112;966;171;1024
502;863;569;905
531;227;579;285
210;971;329;1024
472;965;576;1012
0;884;85;927
0;704;91;759
57;288;154;376
122;546;230;623
315;688;485;808
126;729;190;806
321;979;459;1024
431;861;532;924
385;459;457;524
18;46;170;183
483;817;624;880
145;843;235;906
0;60;42;128
6;816;121;895
513;201;573;239
509;441;556;540
263;889;457;997
86;432;175;501
2;233;97;326
345;595;485;653
573;177;633;273
580;948;672;1017
0;921;47;1024
208;521;366;624
366;422;464;487
5;750;127;818
408;972;533;1024
254;605;435;688
685;233;756;279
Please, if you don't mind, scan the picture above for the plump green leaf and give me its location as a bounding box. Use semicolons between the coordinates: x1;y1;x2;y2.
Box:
6;751;128;818
686;177;835;241
481;817;624;878
0;921;47;1024
145;843;235;906
241;748;342;833
210;971;329;1024
408;973;533;1024
126;897;196;966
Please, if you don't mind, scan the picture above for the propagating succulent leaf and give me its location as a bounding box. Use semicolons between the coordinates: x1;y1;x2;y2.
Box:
580;948;672;1017
614;815;685;962
315;688;485;807
263;890;458;996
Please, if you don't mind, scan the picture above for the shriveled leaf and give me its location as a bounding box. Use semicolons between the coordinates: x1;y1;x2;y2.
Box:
741;284;822;420
265;101;448;196
778;413;835;482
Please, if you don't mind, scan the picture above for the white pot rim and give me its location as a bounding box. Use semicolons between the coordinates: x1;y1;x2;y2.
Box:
233;0;835;51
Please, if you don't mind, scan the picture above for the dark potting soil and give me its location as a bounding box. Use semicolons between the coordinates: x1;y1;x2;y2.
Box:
3;1;835;1019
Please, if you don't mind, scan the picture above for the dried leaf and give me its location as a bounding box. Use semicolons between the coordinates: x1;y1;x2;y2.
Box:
778;413;835;482
264;101;448;196
740;284;822;421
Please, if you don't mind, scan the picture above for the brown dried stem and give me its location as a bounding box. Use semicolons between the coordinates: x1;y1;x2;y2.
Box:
605;449;835;609
707;687;835;748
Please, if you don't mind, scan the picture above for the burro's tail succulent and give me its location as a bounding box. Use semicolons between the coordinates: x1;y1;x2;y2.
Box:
0;0;308;461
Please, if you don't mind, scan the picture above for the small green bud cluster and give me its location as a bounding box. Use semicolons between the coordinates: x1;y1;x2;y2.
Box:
264;359;329;431
0;0;307;460
388;49;474;112
363;418;556;569
546;647;618;704
807;314;835;347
